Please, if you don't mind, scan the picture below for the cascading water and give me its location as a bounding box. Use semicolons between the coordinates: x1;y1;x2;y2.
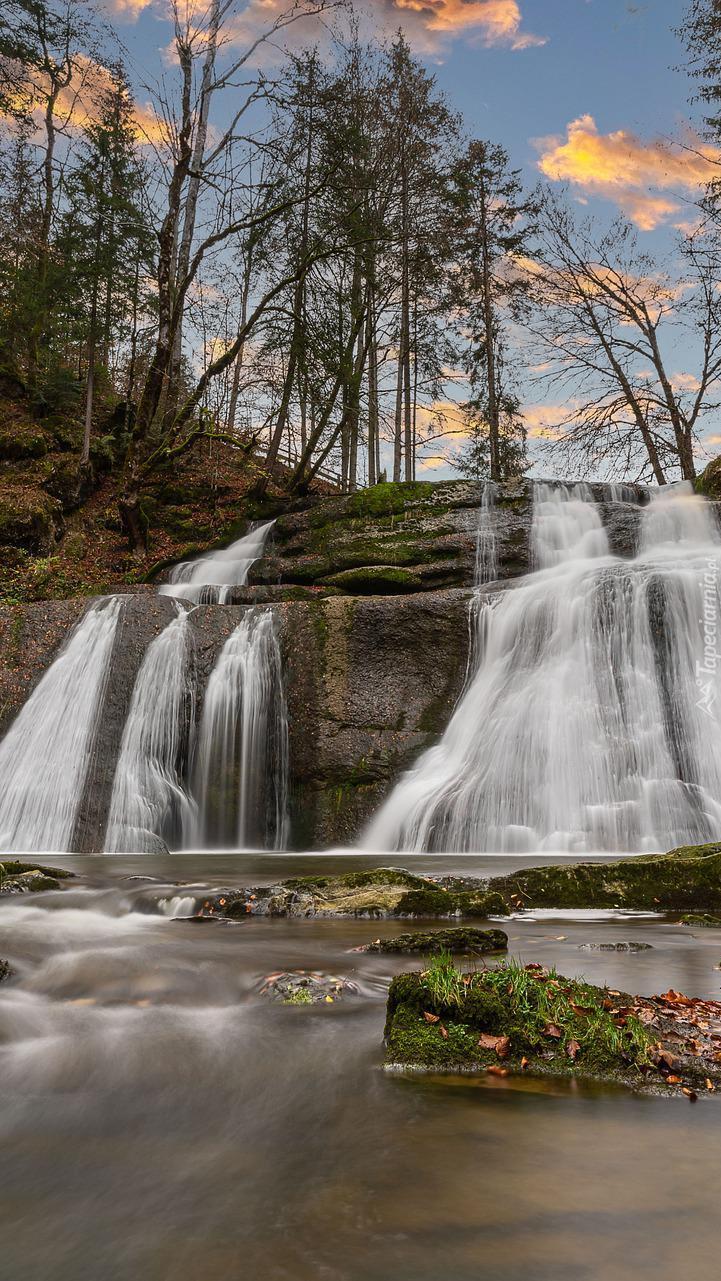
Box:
0;597;122;853
158;520;275;603
365;481;721;855
191;610;288;849
104;608;196;853
475;480;498;586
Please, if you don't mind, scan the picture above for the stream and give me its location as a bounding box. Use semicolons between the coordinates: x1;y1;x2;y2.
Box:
2;852;720;1281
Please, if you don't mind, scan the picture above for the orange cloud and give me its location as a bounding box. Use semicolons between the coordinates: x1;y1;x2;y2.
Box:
221;0;544;59
391;0;545;47
523;403;568;440
536;114;721;230
1;54;168;144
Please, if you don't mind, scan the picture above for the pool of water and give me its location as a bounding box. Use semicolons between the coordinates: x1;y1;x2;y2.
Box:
1;854;720;1280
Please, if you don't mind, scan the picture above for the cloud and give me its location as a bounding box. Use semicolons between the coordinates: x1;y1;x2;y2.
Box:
220;0;544;60
103;0;153;17
523;403;569;440
535;114;721;230
390;0;545;48
1;53;168;144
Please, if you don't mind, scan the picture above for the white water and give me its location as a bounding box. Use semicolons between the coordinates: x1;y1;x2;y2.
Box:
158;520;275;603
365;481;721;854
192;610;288;849
0;598;122;853
104;609;196;853
475;480;498;586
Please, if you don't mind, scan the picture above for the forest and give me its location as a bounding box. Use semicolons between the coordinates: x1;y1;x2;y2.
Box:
3;0;721;572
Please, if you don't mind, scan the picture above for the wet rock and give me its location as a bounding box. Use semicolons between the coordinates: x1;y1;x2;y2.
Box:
211;869;509;920
384;957;721;1096
260;970;359;1004
0;959;13;982
0;861;71;895
0;869;62;894
357;926;508;954
578;941;653;952
486;842;721;913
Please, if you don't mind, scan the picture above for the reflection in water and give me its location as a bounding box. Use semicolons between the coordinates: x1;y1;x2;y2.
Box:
1;860;720;1281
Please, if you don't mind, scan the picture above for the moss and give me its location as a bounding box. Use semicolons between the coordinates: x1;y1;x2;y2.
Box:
679;913;721;927
341;481;437;519
0;422;51;461
394;887;510;918
0;860;72;879
487;842;721;912
384;961;655;1079
695;457;721;501
361;926;508;954
322;565;424;594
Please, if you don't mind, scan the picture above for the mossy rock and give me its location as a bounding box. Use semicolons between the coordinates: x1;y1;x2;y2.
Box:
0;488;62;553
0;959;13;983
0;421;51;461
321;565;425;594
383;959;712;1093
359;926;508;954
487;842;721;912
695;457;721;501
679;913;721;927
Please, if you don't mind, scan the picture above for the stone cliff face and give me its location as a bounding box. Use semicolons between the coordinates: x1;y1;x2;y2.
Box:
0;478;652;850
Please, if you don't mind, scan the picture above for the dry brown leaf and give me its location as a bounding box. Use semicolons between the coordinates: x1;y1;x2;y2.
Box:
566;1039;581;1061
423;1011;440;1024
543;1022;563;1039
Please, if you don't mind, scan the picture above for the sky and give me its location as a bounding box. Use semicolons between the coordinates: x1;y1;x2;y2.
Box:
95;0;719;478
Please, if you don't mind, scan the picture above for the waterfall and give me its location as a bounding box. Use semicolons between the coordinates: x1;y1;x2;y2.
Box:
475;481;498;586
158;520;275;604
104;609;196;854
0;598;122;853
191;610;288;849
365;481;721;855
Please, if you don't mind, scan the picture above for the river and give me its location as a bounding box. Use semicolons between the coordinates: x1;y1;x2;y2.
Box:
1;852;719;1281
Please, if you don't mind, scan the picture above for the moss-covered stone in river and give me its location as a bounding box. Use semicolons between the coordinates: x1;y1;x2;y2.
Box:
487;842;721;912
679;913;721;927
384;959;662;1085
359;926;508;954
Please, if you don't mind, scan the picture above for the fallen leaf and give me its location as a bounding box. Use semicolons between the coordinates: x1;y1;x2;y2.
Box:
666;1075;682;1085
521;1056;529;1070
439;1024;449;1040
566;1039;581;1061
478;1032;505;1052
706;1079;716;1092
682;1087;698;1101
423;1012;440;1024
496;1036;511;1059
543;1023;563;1040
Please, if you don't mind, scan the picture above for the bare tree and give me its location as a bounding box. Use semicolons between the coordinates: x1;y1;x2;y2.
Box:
526;191;721;483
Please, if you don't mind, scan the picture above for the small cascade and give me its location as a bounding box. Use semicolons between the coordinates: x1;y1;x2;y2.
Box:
475;481;498;586
365;480;721;854
0;598;122;853
192;610;288;849
104;609;196;854
532;481;609;569
158;520;275;604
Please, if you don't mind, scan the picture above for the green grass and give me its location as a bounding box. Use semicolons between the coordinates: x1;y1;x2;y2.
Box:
420;949;467;1008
